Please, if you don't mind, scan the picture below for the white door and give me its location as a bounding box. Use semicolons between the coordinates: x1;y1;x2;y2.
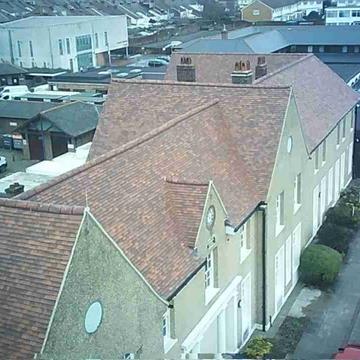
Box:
241;273;251;344
335;159;340;201
313;185;320;236
328;167;334;206
340;152;346;190
292;223;302;283
275;246;285;314
320;176;327;222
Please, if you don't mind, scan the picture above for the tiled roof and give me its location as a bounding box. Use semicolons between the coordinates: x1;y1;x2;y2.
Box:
165;52;306;83
166;53;359;152
0;199;83;359
18;80;291;298
255;54;360;151
165;179;208;249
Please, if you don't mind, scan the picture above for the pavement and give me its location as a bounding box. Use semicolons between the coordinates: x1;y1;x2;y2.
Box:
0;148;37;180
293;229;360;359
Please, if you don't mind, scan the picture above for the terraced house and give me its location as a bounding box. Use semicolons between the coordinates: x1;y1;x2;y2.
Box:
0;52;358;359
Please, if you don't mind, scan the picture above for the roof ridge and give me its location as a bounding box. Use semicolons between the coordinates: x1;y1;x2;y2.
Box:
0;198;84;215
177;52;308;57
113;78;292;90
164;177;209;186
18;100;219;200
254;53;313;84
39;100;75;115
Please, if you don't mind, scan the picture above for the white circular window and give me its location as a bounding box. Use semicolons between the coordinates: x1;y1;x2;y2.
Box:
287;136;293;153
85;301;103;334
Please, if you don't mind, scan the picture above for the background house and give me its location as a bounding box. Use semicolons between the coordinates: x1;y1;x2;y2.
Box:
0;16;128;72
0;62;27;86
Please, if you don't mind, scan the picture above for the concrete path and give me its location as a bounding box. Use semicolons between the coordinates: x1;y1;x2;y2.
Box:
294;231;360;359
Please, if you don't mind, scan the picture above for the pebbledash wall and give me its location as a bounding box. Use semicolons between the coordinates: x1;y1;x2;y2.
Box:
265;96;355;327
38;211;166;359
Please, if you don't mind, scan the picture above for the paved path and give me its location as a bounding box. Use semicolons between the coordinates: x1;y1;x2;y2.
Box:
294;231;360;359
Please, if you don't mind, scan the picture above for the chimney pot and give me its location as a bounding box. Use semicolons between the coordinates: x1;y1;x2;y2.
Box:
221;24;228;40
231;59;253;85
177;56;196;82
255;56;268;80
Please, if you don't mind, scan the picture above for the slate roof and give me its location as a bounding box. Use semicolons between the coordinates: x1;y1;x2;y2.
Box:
258;0;299;9
18;80;292;299
40;101;100;137
179;25;360;53
0;62;27;76
166;53;359;152
0;100;57;120
0;198;83;359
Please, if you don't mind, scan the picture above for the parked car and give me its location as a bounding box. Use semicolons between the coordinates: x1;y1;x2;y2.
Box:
148;58;169;67
0;156;7;173
334;345;360;359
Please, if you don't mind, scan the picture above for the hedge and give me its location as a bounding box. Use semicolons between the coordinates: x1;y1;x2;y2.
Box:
317;222;353;255
300;244;342;287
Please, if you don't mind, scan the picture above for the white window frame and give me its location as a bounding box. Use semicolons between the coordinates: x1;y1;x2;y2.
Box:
239;222;251;263
348;143;353;175
322;139;326;164
285;235;292;286
294;173;301;213
276;191;285;236
337;123;341;147
205;249;219;305
314;147;319;173
163;309;177;353
253;9;260;15
342;118;346;141
328;166;334;206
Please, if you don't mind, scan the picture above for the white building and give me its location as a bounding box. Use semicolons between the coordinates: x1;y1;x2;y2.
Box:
0;16;128;72
326;6;360;25
272;0;323;21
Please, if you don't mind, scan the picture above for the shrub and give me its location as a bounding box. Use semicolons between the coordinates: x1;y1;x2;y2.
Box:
300;244;342;288
317;222;353;255
340;187;360;207
245;337;273;359
326;202;360;229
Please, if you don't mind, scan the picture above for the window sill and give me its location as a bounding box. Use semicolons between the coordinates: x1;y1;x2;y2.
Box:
205;287;220;306
164;337;178;354
294;204;301;214
314;169;319;175
240;248;252;263
276;225;285;237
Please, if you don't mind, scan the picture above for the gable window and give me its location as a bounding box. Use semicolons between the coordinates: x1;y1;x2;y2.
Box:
342;118;346;140
314;147;319;172
239;221;251;262
58;39;64;55
294;173;301;212
163;309;177;353
253;9;260;15
123;354;135;359
337;124;341;146
276;191;285;235
322;139;326;164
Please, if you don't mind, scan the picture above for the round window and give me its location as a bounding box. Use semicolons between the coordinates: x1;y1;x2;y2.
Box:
287;136;293;153
85;301;103;334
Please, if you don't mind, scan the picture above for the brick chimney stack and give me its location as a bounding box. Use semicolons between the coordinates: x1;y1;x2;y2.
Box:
255;56;267;80
221;24;228;40
176;56;196;82
231;60;253;85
